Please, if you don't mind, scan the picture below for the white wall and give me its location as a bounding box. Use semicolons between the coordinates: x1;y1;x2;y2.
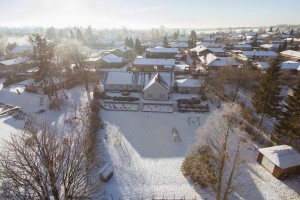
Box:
143;82;169;101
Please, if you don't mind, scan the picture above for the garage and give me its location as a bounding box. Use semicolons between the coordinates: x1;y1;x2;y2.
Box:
257;145;300;178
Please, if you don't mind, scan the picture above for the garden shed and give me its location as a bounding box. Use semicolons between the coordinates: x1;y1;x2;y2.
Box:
257;145;300;178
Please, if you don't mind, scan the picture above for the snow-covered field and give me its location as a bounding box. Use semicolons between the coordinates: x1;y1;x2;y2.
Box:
1;78;299;200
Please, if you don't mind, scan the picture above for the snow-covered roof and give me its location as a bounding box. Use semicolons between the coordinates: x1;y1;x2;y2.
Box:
199;53;218;64
208;57;240;67
170;42;189;48
10;45;32;54
101;54;123;63
203;42;226;48
190;45;207;53
134;58;176;66
143;73;170;92
233;44;252;49
207;48;225;53
260;44;280;49
259;145;300;169
253;62;269;69
242;51;278;58
147;47;179;54
174;64;189;72
142;41;163;47
202;37;215;42
114;46;131;52
176;79;203;88
281;61;300;70
178;37;191;42
0;57;28;66
281;50;300;59
105;72;135;85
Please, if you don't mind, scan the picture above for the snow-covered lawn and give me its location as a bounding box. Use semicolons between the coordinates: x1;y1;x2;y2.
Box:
100;110;212;199
99;108;300;200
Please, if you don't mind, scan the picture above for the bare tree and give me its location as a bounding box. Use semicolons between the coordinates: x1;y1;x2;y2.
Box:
0;118;98;200
65;40;91;91
0;34;7;57
182;103;245;200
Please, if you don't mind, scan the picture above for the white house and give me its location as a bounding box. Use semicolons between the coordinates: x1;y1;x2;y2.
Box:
143;73;170;101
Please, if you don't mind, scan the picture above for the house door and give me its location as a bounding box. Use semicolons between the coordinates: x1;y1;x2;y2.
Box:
261;156;275;173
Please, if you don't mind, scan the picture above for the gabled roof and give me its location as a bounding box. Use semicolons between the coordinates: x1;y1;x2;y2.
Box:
259;145;300;169
199;53;240;67
143;73;170;92
176;78;204;88
105;71;134;85
101;54;123;63
190;45;208;54
134;58;175;66
147;47;179;54
114;46;131;53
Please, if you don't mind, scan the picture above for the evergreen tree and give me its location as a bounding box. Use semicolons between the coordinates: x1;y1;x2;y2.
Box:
290;28;294;36
135;37;143;55
129;37;134;48
252;56;283;127
282;40;288;51
275;81;300;144
277;44;282;52
269;26;273;32
190;30;197;47
289;38;294;46
76;28;84;41
125;37;130;47
163;35;168;48
251;33;258;47
173;29;179;40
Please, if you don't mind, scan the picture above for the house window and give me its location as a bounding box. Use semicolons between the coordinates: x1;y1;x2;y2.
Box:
160;94;165;99
148;93;153;99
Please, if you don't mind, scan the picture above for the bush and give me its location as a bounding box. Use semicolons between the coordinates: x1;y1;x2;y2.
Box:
181;146;216;188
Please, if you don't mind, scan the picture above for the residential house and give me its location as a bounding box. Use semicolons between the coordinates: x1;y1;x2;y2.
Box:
143;73;170;101
199;53;240;70
145;47;179;59
240;51;278;60
281;50;300;61
133;58;176;71
111;46;132;58
260;44;280;51
100;54;125;68
233;44;252;51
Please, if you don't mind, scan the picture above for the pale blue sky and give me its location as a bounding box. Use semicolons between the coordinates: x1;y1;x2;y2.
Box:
0;0;299;29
